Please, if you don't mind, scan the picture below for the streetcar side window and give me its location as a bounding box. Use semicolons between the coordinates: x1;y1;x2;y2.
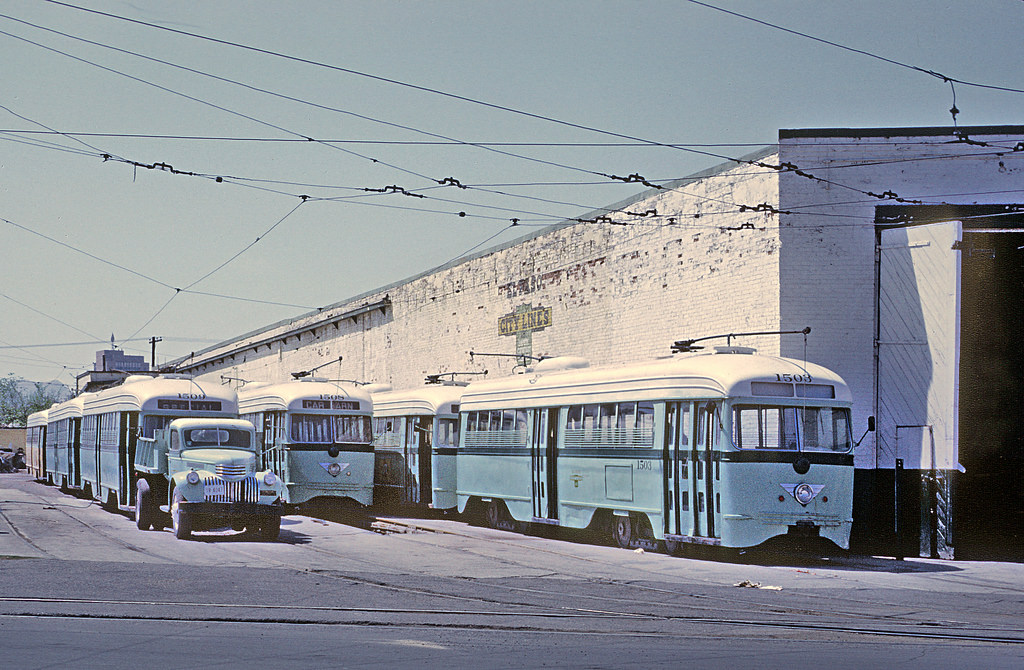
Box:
616;402;635;430
582;405;598;441
637;402;655;436
566;405;582;430
438;418;459;448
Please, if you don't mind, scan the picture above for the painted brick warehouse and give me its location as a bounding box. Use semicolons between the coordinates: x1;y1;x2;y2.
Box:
172;125;1024;560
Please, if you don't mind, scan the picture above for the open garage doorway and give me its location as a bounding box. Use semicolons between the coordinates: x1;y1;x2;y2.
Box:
874;205;1024;560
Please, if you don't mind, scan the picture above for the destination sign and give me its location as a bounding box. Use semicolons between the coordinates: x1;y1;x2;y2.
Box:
499;305;552;336
302;399;360;410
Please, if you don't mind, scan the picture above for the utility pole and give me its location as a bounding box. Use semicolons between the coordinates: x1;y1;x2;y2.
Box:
150;336;162;369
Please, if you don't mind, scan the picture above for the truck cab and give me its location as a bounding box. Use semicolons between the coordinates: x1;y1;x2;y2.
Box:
135;418;284;540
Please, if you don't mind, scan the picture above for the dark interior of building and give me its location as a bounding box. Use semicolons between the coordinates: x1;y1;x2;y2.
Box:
957;227;1024;560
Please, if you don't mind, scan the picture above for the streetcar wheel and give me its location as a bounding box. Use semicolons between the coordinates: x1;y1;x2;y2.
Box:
170;490;192;540
484;500;502;529
484;500;515;531
135;479;152;531
611;514;633;549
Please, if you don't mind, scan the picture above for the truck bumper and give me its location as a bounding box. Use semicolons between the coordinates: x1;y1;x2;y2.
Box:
179;501;282;530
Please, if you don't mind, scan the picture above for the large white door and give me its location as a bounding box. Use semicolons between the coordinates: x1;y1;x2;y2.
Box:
877;221;962;471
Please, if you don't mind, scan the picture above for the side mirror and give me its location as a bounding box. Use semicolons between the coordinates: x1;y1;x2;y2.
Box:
854;415;875;448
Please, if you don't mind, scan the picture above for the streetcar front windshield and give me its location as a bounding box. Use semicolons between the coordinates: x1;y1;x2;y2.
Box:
335;415;372;444
291;414;333;443
290;414;373;443
142;415;180;437
733;405;852;453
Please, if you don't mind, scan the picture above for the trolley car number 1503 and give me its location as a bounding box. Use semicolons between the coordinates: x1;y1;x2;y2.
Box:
775;373;813;383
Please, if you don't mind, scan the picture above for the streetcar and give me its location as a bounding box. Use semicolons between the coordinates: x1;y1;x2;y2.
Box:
44;394;87;491
79;375;239;510
237;380;374;508
370;384;462;511
25;408;48;480
456;348;855;550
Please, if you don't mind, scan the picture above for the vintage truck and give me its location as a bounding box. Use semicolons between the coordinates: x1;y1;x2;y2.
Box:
134;418;285;540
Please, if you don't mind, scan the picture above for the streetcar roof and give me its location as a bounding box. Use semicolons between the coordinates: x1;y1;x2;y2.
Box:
237;380;372;412
46;394;87;422
27;409;49;426
371;385;464;416
458;352;852;410
82;376;238;414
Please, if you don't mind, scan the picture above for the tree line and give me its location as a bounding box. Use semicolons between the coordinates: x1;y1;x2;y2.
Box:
0;374;70;427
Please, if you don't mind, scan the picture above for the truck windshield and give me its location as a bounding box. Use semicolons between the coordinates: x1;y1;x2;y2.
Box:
184;428;251;448
733;405;852;453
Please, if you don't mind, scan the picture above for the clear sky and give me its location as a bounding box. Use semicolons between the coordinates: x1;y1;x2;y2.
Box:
2;0;1022;390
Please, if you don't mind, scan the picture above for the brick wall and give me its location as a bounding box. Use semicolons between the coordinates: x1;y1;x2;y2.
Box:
188;151;786;388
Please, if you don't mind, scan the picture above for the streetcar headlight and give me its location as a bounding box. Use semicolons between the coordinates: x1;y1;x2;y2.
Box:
327;462;342;477
263;472;277;486
794;483;816;505
186;470;200;485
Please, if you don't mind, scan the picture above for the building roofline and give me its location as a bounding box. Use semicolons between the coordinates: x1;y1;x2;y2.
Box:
780;125;1024;140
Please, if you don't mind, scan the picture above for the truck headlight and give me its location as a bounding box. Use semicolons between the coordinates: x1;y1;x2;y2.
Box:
186;471;201;485
263;472;277;486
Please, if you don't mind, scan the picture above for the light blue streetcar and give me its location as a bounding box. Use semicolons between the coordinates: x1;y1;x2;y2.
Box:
370;384;462;511
238;380;375;508
44;395;87;491
79;375;239;510
26;409;48;481
456;348;855;550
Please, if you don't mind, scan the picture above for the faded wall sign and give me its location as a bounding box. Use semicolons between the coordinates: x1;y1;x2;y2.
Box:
499;305;552;336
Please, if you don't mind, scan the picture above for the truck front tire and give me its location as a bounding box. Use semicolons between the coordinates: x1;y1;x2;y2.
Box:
171;489;192;540
135;478;153;531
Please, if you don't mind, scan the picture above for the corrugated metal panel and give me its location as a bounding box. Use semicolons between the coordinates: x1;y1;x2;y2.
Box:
877;221;962;471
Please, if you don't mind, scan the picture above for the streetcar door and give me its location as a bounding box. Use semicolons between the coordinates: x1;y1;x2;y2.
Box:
692;401;721;539
664;402;691;538
531;408;558;520
71;417;82;489
404;417;420;505
417;417;433;507
121;412;137;507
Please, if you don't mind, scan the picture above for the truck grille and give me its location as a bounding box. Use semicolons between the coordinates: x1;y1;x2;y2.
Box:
203;475;259;503
216;464;247;477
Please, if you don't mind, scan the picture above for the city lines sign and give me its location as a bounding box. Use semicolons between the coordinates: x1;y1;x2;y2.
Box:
499;305;552;336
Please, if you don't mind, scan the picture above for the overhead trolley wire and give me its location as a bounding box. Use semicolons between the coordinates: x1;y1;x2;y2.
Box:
684;0;1024;95
7;8;1019;227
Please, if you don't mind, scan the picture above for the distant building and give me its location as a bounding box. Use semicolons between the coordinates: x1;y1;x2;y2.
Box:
76;349;152;394
95;349;149;373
